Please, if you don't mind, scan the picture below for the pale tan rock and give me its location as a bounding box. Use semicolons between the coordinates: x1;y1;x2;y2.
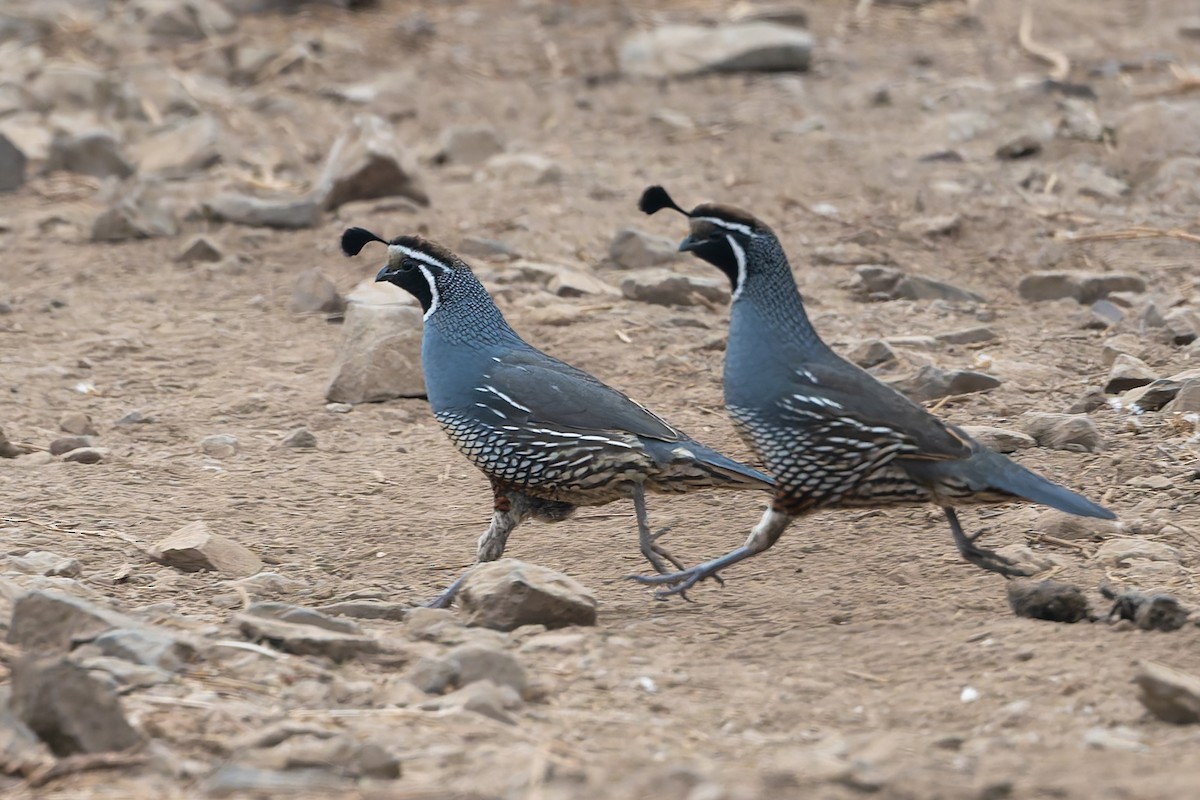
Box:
153;521;262;577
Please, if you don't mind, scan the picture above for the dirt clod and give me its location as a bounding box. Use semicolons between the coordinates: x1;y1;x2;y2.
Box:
1007;579;1090;623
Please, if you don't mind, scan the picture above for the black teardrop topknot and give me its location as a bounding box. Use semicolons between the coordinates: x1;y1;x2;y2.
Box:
638;185;690;217
341;227;387;257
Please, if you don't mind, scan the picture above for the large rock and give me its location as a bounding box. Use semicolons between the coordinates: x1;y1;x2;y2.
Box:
1020;411;1104;452
1105;354;1156;393
457;559;597;631
619;268;730;307
325;294;425;404
0;132;27;191
234;604;380;662
7;590;142;653
314;114;428;210
204;192;322;229
10;656;144;756
1135;662;1200;724
1018;271;1146;304
134;115;222;178
620;22;813;78
608;227;682;270
152;520;263;576
44;130;134;178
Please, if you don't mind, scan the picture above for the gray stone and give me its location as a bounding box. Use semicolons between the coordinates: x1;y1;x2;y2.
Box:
1018;271;1146;304
1088;299;1124;328
1020;412;1104;452
433;124;504;165
176;235;223;264
1141;157;1200;205
620;22;813;78
314;114;428;210
407;656;457;694
511;260;618;297
205;765;355;796
458;236;519;261
62;446;107;464
457;559;597;632
0;132;24;191
1073;163;1129;200
0;425;32;458
848;339;895;368
447;643;528;695
1121;379;1182;412
1096;538;1180;566
10;656;143;756
153;520;263;577
1007;579;1089;623
241;602;362;635
889;365;1001;402
815;243;885;266
1058;98;1106;142
205;192;322;230
891;274;984;303
1162;309;1199;345
315;600;408;621
485;153;563;185
1105;354;1156;393
1066;386;1107;414
88;627;195;671
960;425;1036;453
1135;662;1200;724
995;133;1042;159
92;179;179;242
240;732;400;779
419;679;522;724
7;591;141;653
1033;510;1120;541
620;268;730;307
1165;380;1200;413
897;214;961;237
290;268;345;315
5;550;82;577
1113;101;1200;180
281;427;317;449
134;116;222;179
325;299;425;404
134;0;236;42
609;227;683;269
45;130;134;179
200;433;238;458
59;411;98;435
234;610;380;662
935;326;998;346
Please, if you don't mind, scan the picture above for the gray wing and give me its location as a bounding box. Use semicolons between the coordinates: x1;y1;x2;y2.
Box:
483;350;682;442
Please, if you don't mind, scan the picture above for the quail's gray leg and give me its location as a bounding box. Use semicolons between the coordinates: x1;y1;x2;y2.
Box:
632;505;793;598
633;483;686;575
426;491;531;609
945;507;1031;577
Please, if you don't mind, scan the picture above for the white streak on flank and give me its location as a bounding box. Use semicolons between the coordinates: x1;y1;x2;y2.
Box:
695;216;754;237
792;394;844;410
726;235;748;302
796;367;818;383
478;385;532;413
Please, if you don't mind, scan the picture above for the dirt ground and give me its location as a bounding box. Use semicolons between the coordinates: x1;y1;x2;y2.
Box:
2;0;1200;798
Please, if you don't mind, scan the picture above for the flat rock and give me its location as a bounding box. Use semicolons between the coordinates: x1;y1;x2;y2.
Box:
1121;379;1182;412
59;411;98;435
935;326;998;346
848;339;896;368
511;260;618;298
458;559;597;631
240;733;400;779
7;590;142;653
242;602;363;635
235;609;380;662
281;427;317;448
898;213;961;237
1134;662;1200;724
816;243;885;266
1164;380;1200;413
1106;354;1157;393
85;626;196;671
325;300;425;403
889;365;1001;402
315;600;409;621
620;22;813;78
433;124;504;165
609;227;683;269
891;274;984;303
92;178;179;241
1020;411;1104;453
1162;309;1199;346
1034;510;1120;541
5;550;83;577
485;152;563;185
1067;386;1107;413
619;268;730;307
10;655;143;756
960;425;1035;453
458;236;519;261
134;115;222;178
447;643;528;695
290;268;345;314
419;679;522;724
0;132;27;192
62;446;107;464
1095;537;1180;567
152;520;263;577
200;433;238;458
205;192;322;230
0;425;31;458
1018;271;1146;304
45;130;134;178
315;113;428;210
1007;579;1090;623
204;765;355;796
176;235;223;264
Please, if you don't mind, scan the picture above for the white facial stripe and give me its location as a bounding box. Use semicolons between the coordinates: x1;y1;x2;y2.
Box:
695;216;754;237
388;244;450;272
726;235;747;302
415;264;439;319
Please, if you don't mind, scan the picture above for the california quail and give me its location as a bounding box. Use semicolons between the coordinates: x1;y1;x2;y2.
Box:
634;186;1116;597
341;228;773;606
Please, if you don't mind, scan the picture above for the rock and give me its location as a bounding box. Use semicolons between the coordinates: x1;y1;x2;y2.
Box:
619;22;813;78
0;706;53;777
241;733;400;780
92;178;179;241
1121;379;1182;412
1101;334;1141;366
153;520;263;577
205;192;322;230
85;627;195;671
1058;98;1106;142
315;600;408;621
315;114;428;209
889;365;1001;402
5;550;83;577
1105;354;1156;393
851;265;902;297
433;124;504;165
1020;411;1105;452
290;268;345;315
59;411;98;435
62;446;108;464
1134;662;1200;724
457;559;597;632
619;268;730;307
234;608;379;662
848;339;896;368
204;765;355;796
897;214;961;237
447;643;528;695
134;0;236;42
1113;101;1200;180
511;260;618;297
281;427;317;449
1095;537;1180;567
7;591;140;652
134;116;222;178
1072;163;1129;200
45;130;134;178
1018;271;1146;304
1162;309;1199;345
891;274;984;304
1066;386;1107;413
1087;299;1124;328
959;425;1035;453
995;133;1042;159
458;236;519;261
1165;380;1200;413
241;602;363;635
1034;510;1120;541
325;299;425;404
0;132;27;192
407;656;458;694
1103;587;1190;632
815;243;884;266
0;425;31;458
420;679;522;724
1007;579;1089;623
728;3;808;27
485;153;563;185
176;235;223;264
1142;157;1200;205
935;326;998;346
200;433;238;458
10;656;143;756
609;227;683;270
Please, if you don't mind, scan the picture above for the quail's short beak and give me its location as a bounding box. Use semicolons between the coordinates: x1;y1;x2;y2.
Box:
678;234;704;253
375;265;394;282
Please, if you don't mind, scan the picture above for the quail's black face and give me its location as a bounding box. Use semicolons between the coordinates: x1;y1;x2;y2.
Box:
341;228;453;317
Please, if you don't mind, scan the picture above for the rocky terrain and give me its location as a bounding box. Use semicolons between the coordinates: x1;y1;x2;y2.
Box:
1;0;1200;798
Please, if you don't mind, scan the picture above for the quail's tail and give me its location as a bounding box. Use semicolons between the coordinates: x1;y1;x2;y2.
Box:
940;446;1115;519
642;438;774;492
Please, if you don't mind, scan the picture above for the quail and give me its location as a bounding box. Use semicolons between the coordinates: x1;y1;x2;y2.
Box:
634;186;1116;597
341;228;774;606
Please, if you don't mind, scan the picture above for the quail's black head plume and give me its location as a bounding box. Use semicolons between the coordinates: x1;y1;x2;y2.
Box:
630;188;1116;599
341;228;773;607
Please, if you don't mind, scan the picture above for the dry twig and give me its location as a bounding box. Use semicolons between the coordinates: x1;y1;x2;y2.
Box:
1055;226;1200;246
1018;2;1070;80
